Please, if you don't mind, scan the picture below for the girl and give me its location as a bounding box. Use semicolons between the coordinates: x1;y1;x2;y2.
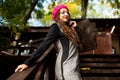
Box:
15;4;82;80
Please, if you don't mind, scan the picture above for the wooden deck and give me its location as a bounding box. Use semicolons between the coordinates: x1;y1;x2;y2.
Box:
1;53;120;80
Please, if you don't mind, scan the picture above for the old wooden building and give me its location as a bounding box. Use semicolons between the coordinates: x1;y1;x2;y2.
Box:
0;19;120;80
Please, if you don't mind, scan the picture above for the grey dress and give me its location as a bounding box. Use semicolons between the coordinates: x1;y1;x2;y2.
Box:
24;23;82;80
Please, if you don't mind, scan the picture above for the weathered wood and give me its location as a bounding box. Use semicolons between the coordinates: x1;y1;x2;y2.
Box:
80;54;120;80
83;77;120;80
7;44;56;80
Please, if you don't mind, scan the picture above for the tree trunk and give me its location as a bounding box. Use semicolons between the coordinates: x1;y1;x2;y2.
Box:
20;0;38;25
115;0;119;8
81;0;88;19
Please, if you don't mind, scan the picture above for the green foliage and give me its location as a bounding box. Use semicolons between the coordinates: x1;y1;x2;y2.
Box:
1;0;41;36
1;0;120;27
65;2;82;19
87;0;120;18
3;0;28;20
40;0;120;26
57;0;82;19
40;0;82;26
41;13;54;26
1;0;30;36
35;9;45;19
40;2;55;26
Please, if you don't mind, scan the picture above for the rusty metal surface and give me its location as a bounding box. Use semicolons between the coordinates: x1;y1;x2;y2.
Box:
81;32;112;54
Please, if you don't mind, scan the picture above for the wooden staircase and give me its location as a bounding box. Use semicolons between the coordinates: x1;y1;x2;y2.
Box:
80;54;120;80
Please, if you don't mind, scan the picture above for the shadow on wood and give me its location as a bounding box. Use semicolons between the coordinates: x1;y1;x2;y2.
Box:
7;44;56;80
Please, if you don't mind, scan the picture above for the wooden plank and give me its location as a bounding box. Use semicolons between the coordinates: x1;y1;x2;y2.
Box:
7;44;55;80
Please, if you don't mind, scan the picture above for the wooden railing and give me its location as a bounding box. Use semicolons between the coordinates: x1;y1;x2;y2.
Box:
7;44;56;80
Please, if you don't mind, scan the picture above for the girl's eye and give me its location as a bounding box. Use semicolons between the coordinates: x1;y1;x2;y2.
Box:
60;11;69;14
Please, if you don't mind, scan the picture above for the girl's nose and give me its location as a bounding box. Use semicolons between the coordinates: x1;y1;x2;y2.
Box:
65;12;69;15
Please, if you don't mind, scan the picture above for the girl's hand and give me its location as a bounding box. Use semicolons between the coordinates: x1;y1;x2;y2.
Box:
15;64;28;72
69;21;77;27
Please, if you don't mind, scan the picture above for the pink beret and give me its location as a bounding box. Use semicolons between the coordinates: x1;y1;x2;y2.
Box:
52;4;68;21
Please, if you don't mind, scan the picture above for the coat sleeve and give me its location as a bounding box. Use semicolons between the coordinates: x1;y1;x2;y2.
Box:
24;24;59;66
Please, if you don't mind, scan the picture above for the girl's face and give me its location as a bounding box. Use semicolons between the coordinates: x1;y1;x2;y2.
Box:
59;8;70;22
